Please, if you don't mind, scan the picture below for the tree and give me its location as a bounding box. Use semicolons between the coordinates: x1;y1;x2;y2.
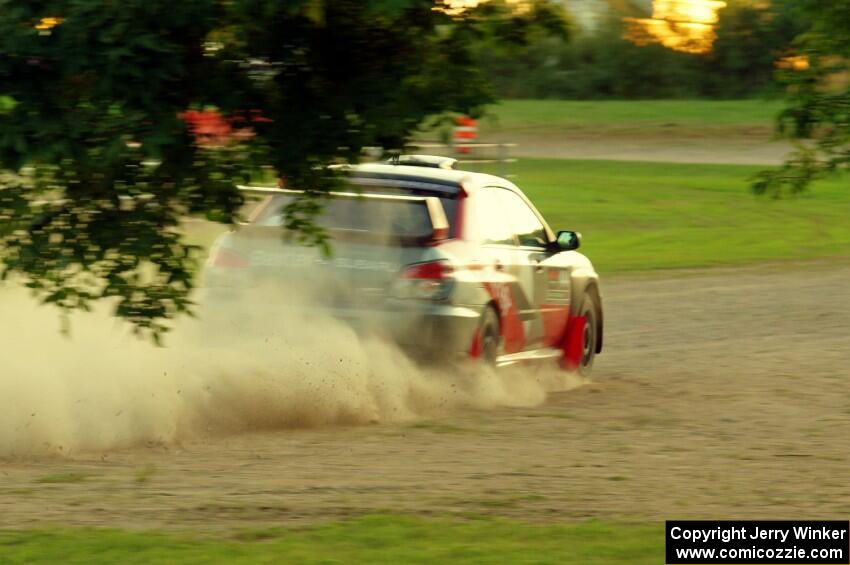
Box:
706;0;804;98
753;0;850;196
0;0;567;340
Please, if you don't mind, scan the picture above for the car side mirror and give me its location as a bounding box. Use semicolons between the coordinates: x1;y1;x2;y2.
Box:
554;230;581;251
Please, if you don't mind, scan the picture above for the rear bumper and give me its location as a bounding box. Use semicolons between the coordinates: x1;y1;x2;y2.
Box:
344;302;481;359
198;288;481;358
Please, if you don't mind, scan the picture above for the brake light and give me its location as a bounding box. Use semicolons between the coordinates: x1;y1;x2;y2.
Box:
396;260;454;300
212;248;247;268
400;260;452;280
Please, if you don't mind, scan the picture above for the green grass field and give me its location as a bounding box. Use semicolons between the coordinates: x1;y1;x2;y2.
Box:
479;99;783;131
472;158;850;273
0;516;661;564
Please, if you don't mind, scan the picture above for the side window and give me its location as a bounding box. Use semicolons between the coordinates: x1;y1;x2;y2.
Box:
498;190;548;248
475;189;515;245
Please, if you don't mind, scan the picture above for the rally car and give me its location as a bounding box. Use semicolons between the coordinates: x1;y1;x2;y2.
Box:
203;156;604;373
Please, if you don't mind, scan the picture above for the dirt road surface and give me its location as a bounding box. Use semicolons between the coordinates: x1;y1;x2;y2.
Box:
2;263;849;529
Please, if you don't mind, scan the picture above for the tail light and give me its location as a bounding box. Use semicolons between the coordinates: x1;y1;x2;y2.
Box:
395;260;454;300
211;247;247;268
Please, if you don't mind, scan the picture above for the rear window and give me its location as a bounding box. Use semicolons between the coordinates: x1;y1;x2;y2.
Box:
253;191;458;239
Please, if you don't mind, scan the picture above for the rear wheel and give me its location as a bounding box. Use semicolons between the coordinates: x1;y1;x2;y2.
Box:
479;306;502;366
578;295;598;375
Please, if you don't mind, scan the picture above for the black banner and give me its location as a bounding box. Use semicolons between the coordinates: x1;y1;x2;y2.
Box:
666;520;849;564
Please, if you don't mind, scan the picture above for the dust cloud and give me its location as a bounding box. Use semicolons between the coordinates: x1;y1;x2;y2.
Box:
0;282;582;457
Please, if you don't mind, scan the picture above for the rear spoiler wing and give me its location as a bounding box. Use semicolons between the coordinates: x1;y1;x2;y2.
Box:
236;185;449;242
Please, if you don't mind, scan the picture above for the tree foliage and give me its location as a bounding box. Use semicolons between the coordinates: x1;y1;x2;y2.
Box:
0;0;567;340
753;0;850;196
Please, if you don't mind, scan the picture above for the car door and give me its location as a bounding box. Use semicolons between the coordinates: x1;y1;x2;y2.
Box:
496;189;572;350
473;188;530;354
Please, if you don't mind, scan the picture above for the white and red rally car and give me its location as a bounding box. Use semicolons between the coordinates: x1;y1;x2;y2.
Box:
204;156;603;373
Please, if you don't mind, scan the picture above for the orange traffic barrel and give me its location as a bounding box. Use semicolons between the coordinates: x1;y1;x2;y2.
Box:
453;115;478;154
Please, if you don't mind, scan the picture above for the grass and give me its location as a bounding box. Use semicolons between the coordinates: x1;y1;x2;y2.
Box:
474;158;850;273
0;516;661;564
478;99;782;132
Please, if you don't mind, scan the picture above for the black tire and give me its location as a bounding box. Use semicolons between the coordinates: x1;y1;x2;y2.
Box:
479;306;502;366
577;294;598;375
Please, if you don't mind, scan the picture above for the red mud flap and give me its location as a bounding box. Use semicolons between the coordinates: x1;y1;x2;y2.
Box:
560;315;586;371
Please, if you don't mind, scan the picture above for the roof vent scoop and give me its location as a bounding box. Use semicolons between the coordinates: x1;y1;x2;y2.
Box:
387;155;457;170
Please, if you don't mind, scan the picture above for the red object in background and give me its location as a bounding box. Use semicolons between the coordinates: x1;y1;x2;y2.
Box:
453;115;478;155
180;110;233;146
179;109;271;147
